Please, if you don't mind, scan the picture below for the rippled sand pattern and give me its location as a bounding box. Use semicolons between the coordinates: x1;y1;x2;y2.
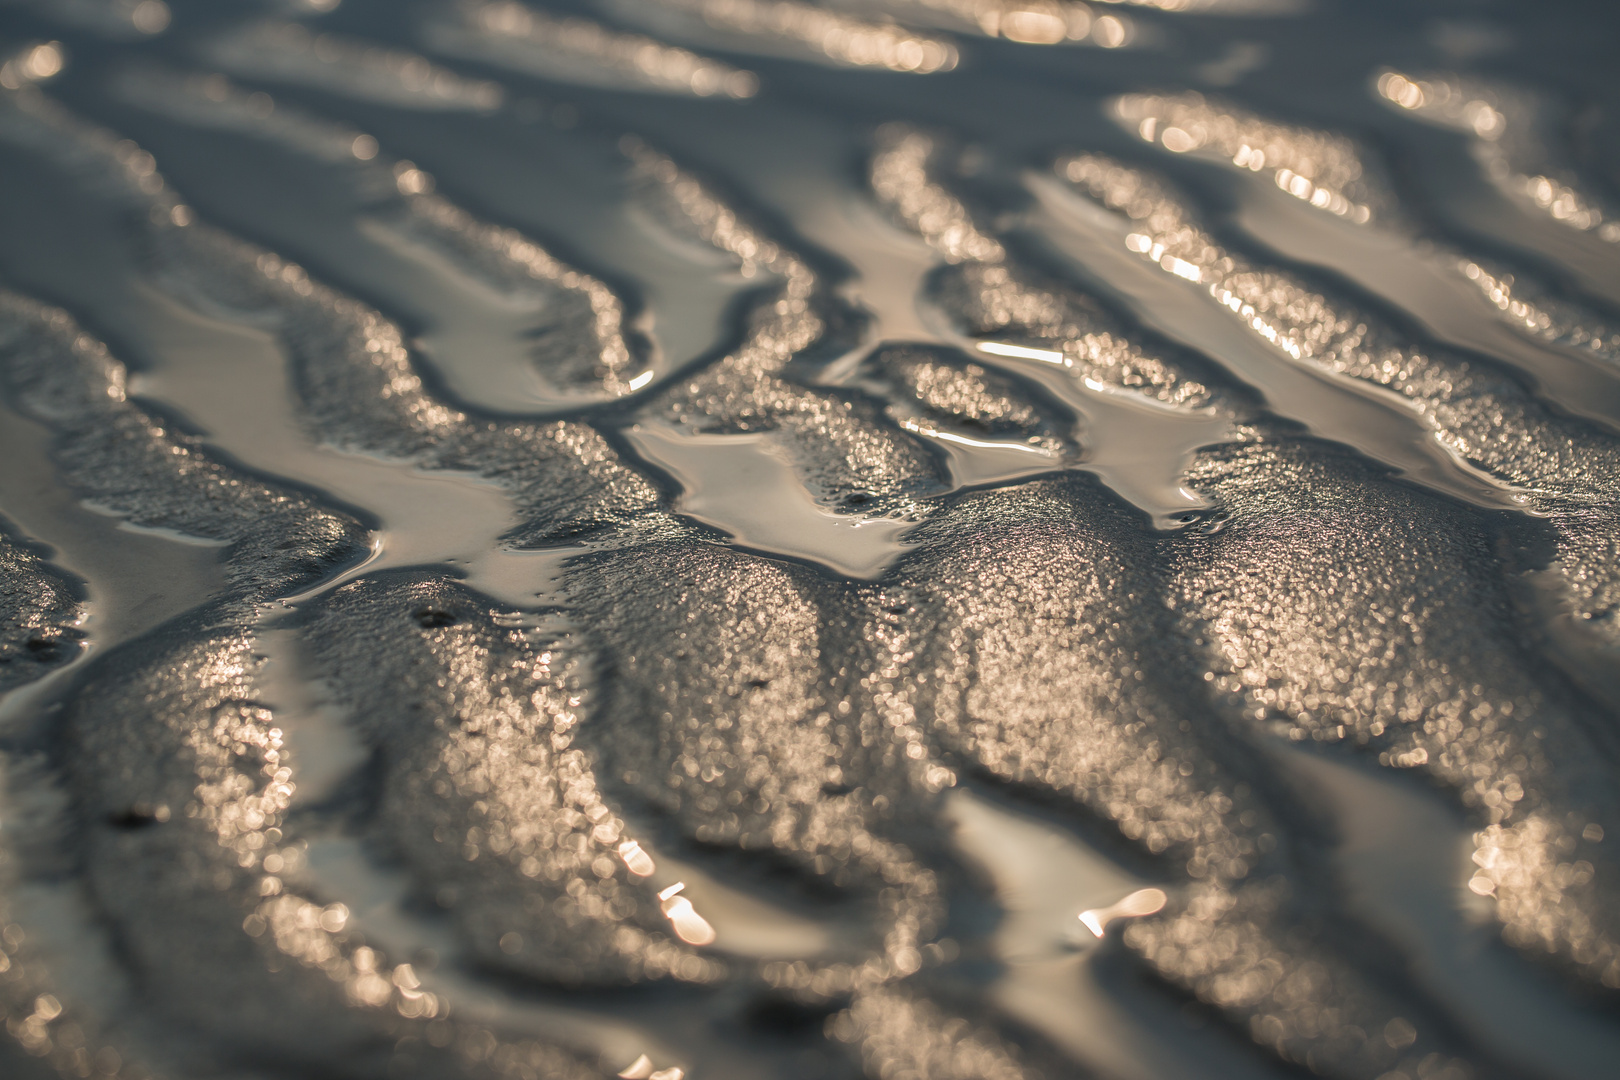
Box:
299;574;716;986
0;525;81;689
0;3;1618;1079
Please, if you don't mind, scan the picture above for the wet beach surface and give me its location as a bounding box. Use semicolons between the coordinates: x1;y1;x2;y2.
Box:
0;0;1619;1077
